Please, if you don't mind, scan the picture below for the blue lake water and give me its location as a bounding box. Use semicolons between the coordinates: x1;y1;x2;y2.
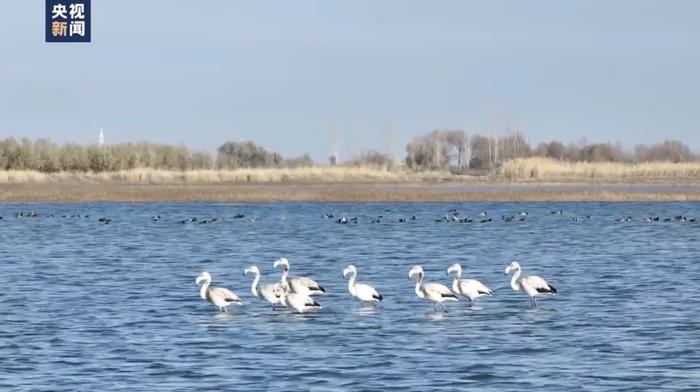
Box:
1;202;699;391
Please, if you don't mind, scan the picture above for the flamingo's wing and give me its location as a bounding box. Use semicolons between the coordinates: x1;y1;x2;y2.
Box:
524;275;556;294
210;287;242;304
425;282;458;301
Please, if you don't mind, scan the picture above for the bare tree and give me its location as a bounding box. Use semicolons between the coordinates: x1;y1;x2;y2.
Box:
444;130;467;173
635;140;696;162
405;130;449;170
286;153;315;168
216;140;284;169
348;150;394;168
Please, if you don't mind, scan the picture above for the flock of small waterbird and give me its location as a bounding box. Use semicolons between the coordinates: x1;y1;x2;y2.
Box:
196;258;557;314
3;208;698;225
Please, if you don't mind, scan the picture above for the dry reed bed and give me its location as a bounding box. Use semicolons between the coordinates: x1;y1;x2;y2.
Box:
501;158;700;180
4;159;700;185
1;162;700;202
0;167;448;184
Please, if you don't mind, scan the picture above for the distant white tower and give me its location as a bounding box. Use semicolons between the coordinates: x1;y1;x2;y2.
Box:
329;126;340;166
98;128;104;146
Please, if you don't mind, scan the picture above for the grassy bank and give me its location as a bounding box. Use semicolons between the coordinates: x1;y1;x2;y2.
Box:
3;158;700;185
501;158;700;181
0;167;450;184
1;163;699;202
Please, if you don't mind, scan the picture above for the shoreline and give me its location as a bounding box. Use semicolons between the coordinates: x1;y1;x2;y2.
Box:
2;182;700;202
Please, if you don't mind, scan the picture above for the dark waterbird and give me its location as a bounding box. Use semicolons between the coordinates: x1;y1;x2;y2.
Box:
435;215;450;223
16;211;39;218
674;215;696;223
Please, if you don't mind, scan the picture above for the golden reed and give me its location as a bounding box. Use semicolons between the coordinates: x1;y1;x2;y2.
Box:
500;157;700;181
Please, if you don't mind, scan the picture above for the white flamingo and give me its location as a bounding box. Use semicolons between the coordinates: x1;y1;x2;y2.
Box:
279;281;321;313
446;263;492;306
273;258;325;296
408;265;458;312
195;272;241;312
504;261;557;307
244;266;283;309
342;265;383;304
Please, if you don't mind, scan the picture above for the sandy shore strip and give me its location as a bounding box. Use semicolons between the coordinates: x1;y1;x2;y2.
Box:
1;182;700;203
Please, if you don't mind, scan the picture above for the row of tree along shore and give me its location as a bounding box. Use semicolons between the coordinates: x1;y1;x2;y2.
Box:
0;130;697;173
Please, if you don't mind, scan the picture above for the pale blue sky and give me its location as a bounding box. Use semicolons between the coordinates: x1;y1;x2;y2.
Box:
1;1;699;161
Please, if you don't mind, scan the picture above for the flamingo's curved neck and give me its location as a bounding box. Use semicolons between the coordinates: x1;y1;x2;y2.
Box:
249;272;260;297
347;272;357;296
414;272;425;298
510;268;522;291
280;266;289;283
451;269;461;294
199;279;210;300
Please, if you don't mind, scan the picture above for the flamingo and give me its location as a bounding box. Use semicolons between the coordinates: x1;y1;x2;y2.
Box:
195;272;241;312
408;265;457;312
504;261;557;307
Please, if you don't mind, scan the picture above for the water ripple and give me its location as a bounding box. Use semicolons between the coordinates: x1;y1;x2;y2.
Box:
0;201;698;391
